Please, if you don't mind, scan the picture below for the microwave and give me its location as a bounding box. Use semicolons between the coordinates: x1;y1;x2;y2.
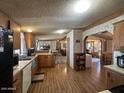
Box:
13;54;19;66
117;55;124;68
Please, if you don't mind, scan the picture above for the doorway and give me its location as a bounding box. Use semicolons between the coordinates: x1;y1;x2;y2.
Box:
84;31;113;69
55;37;67;64
86;36;102;64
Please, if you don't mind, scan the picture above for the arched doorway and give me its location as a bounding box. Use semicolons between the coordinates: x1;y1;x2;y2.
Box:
84;31;113;68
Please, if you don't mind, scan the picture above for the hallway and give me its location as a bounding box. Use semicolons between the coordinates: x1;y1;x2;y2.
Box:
28;61;106;93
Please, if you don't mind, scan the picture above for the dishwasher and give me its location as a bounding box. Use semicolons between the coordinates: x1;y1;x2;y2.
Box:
22;63;31;93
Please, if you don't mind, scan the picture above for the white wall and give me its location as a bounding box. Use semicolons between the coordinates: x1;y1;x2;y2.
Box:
82;15;124;64
20;32;27;55
50;41;56;51
60;41;66;49
82;15;124;52
35;34;65;51
74;30;82;53
106;40;112;52
35;34;66;40
67;30;74;69
82;15;124;40
67;30;82;69
37;40;56;51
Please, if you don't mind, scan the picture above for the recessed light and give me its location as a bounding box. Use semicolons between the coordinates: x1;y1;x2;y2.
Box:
74;0;90;13
27;29;32;32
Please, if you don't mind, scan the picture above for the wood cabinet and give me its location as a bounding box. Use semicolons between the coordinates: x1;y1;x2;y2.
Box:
105;68;124;89
13;31;20;49
11;21;21;49
38;54;54;68
113;21;124;50
13;72;22;93
0;12;21;49
25;32;35;48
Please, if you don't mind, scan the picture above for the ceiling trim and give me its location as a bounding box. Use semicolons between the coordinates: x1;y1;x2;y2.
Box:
83;7;124;31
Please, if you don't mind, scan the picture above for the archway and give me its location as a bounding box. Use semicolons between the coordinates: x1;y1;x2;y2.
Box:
83;31;113;68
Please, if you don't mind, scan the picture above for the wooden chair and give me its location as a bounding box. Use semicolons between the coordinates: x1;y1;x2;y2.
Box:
74;53;85;71
102;52;112;65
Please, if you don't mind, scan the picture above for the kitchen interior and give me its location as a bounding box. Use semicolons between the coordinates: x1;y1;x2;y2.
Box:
0;0;124;93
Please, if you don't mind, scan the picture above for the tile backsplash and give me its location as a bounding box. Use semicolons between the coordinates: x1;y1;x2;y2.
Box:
113;51;124;65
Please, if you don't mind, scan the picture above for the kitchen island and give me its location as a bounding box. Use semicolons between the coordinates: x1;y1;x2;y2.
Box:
37;53;55;68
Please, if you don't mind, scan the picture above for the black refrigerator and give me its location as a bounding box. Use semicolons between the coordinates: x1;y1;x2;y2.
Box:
0;27;13;93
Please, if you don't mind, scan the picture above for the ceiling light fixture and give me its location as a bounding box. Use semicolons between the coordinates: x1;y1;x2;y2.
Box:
56;29;65;34
27;29;32;32
74;0;90;13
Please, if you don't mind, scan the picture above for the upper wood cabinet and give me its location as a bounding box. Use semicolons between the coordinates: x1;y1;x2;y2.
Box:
0;12;8;27
113;21;124;50
11;21;21;49
0;12;21;49
25;32;35;48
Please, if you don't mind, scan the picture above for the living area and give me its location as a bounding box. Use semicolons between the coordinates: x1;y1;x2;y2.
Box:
84;31;113;69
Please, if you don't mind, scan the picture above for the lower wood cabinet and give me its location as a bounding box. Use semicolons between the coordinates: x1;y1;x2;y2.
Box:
13;72;22;93
38;55;54;68
105;69;124;89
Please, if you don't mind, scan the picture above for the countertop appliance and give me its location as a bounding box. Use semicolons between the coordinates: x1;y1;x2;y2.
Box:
117;55;124;68
13;54;19;66
0;27;13;93
27;48;35;56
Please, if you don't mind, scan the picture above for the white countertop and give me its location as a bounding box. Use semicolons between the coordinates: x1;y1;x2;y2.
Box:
36;52;53;55
99;65;124;93
13;55;38;76
98;90;111;93
104;65;124;75
13;53;54;76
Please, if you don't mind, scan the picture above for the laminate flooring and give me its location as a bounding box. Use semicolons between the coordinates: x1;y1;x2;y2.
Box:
55;56;67;64
27;62;106;93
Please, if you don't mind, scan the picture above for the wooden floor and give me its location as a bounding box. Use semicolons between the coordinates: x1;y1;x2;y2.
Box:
27;62;106;93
